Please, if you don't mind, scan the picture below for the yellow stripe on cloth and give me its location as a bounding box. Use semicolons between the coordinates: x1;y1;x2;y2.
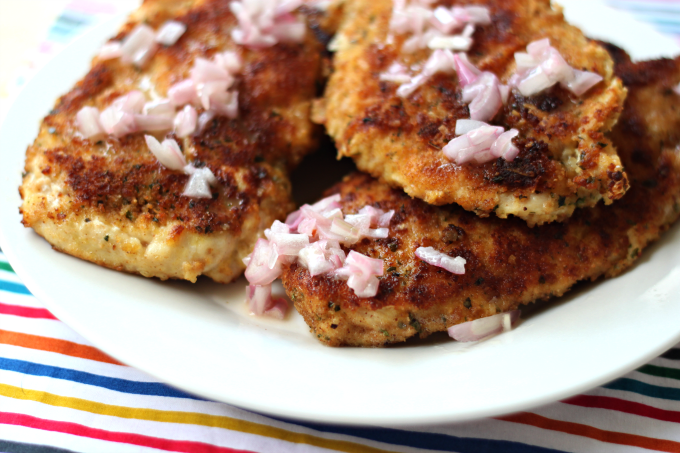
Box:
0;383;396;453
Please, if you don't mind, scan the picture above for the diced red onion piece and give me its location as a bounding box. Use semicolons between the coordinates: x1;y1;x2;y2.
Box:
168;79;198;106
100;108;137;137
517;66;553;97
143;99;175;117
512;39;602;97
265;220;290;237
542;48;574;83
210;91;239;119
174;105;198;137
379;62;411;84
76;106;105;140
144;135;187;171
264;297;289;319
527;38;550;58
453;53;480;87
674;83;680;96
285;209;303;229
463;5;491;24
397;49;455;97
214;51;242;73
447;310;520;342
311;194;341;212
183;165;217;198
120;24;156;66
346;250;384;277
348;274;380;298
98;42;122;60
298;244;335;276
271;22;306;42
415;246;466;274
191;58;232;85
197;111;216;133
462;71;503;122
245;239;282;285
134;114;174;132
246;284;272;315
330;218;361;244
430;6;460;34
297;217;316;236
269;233;310;256
490;129;520;161
455;119;487;135
562;69;603;96
155;21;187;46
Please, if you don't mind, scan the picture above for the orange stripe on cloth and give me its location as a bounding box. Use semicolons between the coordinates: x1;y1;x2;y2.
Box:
0;330;122;366
497;412;680;453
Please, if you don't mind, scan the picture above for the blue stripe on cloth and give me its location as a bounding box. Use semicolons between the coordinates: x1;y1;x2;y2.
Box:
0;440;78;453
604;378;680;401
0;358;203;400
661;349;680;360
271;419;567;453
0;280;31;296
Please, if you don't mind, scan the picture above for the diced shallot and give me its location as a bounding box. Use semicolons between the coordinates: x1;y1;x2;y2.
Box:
120;24;157;67
245;239;282;285
76;107;106;141
461;71;505;122
444;121;520;165
511;39;603;97
98;42;123;60
447;310;520;342
230;0;306;48
183;165;217;198
396;49;455;97
247;284;272;315
144;136;187;170
155;21;187;46
415;246;466;274
174;105;198;137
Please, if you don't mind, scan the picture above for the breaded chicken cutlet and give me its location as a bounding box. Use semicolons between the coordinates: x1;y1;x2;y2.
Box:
321;0;629;226
282;53;680;347
19;0;337;283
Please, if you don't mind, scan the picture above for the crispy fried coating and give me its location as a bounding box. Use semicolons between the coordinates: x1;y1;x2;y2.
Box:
19;0;334;283
321;0;629;226
283;54;680;347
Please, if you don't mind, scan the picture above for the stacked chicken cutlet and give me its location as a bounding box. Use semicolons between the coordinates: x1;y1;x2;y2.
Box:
20;0;680;347
245;0;680;346
20;0;339;283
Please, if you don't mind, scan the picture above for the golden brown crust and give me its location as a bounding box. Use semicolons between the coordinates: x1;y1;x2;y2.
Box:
323;0;629;226
282;54;680;347
19;0;333;283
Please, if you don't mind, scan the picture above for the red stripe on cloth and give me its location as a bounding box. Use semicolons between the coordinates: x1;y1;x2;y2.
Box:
0;302;57;320
497;412;680;453
0;412;257;453
564;395;680;424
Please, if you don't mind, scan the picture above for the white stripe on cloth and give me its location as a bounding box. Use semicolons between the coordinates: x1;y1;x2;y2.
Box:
410;417;650;453
531;402;680;441
0;396;341;453
626;369;680;390
0;315;92;345
582;386;680;412
0;270;24;285
0;423;163;453
648;356;680;370
0;290;49;309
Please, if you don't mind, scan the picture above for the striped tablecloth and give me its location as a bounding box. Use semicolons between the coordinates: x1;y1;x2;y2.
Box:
1;250;679;452
1;1;680;452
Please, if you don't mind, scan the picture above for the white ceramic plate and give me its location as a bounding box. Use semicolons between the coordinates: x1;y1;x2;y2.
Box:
1;1;679;426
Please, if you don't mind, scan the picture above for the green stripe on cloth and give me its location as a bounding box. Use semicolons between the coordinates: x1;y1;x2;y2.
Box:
0;262;14;273
639;365;680;382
